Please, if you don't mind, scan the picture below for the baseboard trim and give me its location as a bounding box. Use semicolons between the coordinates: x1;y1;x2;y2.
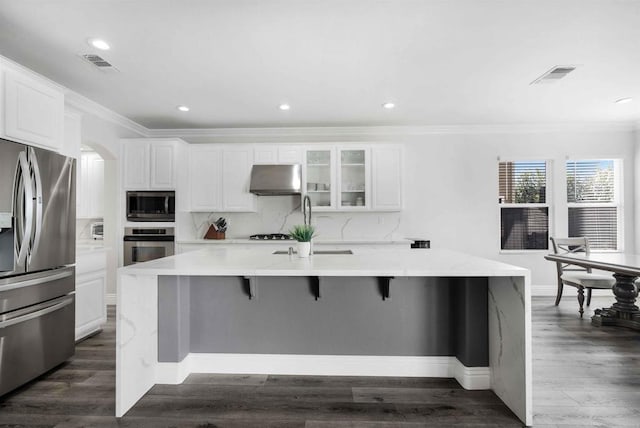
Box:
155;353;490;390
450;358;491;389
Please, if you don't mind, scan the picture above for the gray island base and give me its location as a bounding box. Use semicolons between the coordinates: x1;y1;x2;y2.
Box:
116;248;532;426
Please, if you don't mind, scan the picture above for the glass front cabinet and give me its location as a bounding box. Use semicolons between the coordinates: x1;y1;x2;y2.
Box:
303;147;370;211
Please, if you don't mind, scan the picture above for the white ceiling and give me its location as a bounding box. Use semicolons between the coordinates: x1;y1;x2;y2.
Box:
0;0;639;129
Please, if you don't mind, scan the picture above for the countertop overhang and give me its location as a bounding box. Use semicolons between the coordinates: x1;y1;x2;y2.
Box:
119;247;529;278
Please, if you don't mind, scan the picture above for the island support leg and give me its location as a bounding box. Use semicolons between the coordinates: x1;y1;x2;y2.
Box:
116;274;159;417
487;276;532;427
592;273;640;330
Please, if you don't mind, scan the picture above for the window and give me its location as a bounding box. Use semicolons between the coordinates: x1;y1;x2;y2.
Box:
566;160;621;250
499;161;549;250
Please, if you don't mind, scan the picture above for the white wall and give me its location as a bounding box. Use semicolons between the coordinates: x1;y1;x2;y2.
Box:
400;129;635;292
177;126;636;294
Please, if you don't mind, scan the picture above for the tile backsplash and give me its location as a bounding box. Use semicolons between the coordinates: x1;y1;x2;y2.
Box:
177;196;403;240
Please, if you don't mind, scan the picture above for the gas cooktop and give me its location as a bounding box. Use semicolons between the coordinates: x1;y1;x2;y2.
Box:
249;233;293;240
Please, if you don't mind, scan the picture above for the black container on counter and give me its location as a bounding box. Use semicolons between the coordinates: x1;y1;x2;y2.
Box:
410;239;430;249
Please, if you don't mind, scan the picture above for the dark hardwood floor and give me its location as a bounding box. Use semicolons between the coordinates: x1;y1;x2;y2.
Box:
0;297;638;427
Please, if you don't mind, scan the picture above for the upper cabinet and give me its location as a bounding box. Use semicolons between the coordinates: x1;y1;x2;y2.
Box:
122;139;178;190
338;148;370;210
302;144;402;212
77;151;104;219
253;145;302;164
189;145;221;211
304;147;337;210
0;60;64;151
188;144;256;212
371;145;403;211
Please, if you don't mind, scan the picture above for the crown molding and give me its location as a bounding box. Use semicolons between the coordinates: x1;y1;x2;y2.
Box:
64;91;150;137
146;121;636;141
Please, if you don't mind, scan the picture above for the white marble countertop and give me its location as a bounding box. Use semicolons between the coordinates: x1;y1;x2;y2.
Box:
176;238;412;245
119;247;529;278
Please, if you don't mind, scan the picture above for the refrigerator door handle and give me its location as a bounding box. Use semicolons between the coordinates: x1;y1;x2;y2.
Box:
28;148;43;260
0;295;73;329
14;151;33;268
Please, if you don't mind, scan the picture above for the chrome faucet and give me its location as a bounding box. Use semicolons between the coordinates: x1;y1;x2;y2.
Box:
302;195;312;227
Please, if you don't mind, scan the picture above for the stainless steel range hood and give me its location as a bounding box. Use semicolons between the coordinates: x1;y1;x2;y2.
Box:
249;164;302;195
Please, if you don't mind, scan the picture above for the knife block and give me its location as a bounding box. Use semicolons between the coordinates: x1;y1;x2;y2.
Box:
204;225;225;240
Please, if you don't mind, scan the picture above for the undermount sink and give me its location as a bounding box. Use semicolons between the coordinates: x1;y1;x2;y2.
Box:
273;249;353;255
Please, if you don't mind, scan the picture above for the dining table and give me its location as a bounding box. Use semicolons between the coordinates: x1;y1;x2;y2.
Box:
544;252;640;331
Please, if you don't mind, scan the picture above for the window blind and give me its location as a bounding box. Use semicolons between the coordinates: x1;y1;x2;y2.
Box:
501;207;549;250
566;160;618;250
566;160;614;203
499;161;546;204
568;207;617;249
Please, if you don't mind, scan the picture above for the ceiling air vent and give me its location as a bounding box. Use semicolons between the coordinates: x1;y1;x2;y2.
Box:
80;54;119;72
531;65;576;85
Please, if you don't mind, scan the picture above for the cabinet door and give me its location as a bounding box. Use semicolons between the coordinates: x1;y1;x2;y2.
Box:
253;145;278;164
222;148;256;211
189;145;221;211
75;272;106;341
3;69;64;151
76;154;89;218
338;148;369;210
150;143;175;189
372;146;403;211
88;154;104;218
278;146;302;164
62;111;82;159
123;143;149;189
304;148;336;210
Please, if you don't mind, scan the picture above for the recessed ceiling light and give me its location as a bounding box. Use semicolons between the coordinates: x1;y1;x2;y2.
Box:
382;102;395;109
279;104;291;111
177;105;190;112
615;97;633;104
88;38;110;51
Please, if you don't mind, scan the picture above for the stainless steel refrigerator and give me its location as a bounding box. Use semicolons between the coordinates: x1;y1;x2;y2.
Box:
0;137;76;396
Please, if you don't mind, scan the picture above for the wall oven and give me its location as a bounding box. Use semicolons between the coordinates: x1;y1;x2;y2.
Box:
123;227;175;266
126;191;175;222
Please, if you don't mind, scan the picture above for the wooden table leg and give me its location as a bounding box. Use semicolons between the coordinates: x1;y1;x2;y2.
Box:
592;273;640;330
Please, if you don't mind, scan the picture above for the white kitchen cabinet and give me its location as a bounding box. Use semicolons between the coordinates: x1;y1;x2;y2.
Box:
303;144;402;212
304;146;370;211
189;145;222;211
338;147;370;210
253;145;278;164
371;146;403;211
150;143;175;188
222;148;256;211
122;139;177;189
77;151;104;218
277;146;302;163
75;249;107;341
304;147;337;210
187;144;256;212
253;145;302;164
62;109;82;159
1;62;64;151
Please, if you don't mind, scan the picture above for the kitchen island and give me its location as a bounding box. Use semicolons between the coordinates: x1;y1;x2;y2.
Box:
116;247;531;425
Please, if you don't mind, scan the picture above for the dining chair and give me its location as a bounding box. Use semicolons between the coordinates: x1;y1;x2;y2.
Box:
549;237;615;317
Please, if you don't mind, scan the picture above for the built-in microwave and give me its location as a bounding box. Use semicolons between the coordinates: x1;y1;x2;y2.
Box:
126;191;175;222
